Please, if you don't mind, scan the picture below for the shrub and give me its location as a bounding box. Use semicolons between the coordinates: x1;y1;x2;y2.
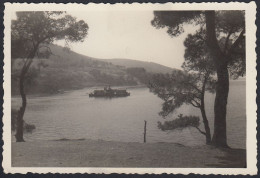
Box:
158;114;200;131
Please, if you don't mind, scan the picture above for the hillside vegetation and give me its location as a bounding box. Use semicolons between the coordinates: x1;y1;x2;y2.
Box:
100;58;174;74
11;44;174;95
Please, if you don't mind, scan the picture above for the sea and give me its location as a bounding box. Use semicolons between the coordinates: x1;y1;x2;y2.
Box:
11;79;246;149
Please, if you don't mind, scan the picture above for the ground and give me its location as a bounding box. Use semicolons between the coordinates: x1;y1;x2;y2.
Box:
12;139;246;168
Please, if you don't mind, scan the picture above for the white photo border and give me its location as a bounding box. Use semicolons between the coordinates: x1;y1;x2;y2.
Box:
3;2;257;175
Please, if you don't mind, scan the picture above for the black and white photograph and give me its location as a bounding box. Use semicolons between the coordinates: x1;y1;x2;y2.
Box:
3;2;257;175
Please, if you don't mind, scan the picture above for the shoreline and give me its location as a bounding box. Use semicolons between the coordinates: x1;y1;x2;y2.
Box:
11;79;245;98
12;139;246;168
11;84;147;98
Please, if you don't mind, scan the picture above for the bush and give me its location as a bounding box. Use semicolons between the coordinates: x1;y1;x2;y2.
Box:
158;114;200;131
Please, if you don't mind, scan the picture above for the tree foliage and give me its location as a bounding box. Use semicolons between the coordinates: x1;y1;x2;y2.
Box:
158;114;199;131
12;11;88;59
152;10;245;78
151;11;202;37
149;70;212;117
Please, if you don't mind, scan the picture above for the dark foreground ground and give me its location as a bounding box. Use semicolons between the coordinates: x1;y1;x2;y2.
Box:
12;139;246;167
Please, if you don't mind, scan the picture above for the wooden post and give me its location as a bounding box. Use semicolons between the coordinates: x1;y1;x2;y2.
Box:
144;120;147;143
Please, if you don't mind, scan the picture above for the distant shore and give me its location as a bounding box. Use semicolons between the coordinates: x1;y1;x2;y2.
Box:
12;139;246;168
11;84;147;98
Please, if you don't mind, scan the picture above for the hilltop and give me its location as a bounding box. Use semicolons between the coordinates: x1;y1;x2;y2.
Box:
100;58;174;74
11;44;175;95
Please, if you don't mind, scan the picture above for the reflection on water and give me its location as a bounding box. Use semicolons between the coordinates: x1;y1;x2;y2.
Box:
12;80;246;149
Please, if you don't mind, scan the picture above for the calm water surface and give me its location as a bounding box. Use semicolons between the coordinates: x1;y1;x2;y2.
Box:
12;80;246;149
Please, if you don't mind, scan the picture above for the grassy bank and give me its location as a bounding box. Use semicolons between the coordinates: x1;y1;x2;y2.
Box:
12;139;246;168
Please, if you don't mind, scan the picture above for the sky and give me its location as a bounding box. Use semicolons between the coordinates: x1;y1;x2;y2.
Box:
12;11;197;69
54;11;199;69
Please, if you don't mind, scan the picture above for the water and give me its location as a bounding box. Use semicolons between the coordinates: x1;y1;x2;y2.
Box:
12;80;246;149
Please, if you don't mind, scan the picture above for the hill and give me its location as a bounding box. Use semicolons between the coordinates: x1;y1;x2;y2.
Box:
100;58;174;74
11;44;174;95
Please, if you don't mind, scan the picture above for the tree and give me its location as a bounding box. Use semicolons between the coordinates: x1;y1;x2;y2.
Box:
151;11;245;147
11;11;89;142
149;30;216;144
182;30;216;144
149;63;215;144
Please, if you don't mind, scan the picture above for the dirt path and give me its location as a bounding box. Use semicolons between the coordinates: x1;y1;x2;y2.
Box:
12;139;246;167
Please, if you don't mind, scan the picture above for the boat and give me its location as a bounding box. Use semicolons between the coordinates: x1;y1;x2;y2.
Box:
89;86;130;98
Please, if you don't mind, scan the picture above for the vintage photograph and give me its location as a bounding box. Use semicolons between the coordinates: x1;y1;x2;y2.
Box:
3;2;257;174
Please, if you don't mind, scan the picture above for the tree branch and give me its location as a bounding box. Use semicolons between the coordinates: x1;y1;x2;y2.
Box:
190;100;200;108
194;126;206;135
22;43;41;75
228;28;245;54
224;27;233;54
183;81;201;94
191;98;201;106
192;93;202;100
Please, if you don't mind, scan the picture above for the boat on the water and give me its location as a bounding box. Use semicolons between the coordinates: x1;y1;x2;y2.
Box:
89;86;130;98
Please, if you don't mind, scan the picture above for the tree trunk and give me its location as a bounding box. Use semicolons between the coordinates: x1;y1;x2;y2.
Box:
212;63;229;147
14;43;38;142
200;75;211;145
200;107;211;144
205;11;229;148
15;70;26;142
15;57;34;142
